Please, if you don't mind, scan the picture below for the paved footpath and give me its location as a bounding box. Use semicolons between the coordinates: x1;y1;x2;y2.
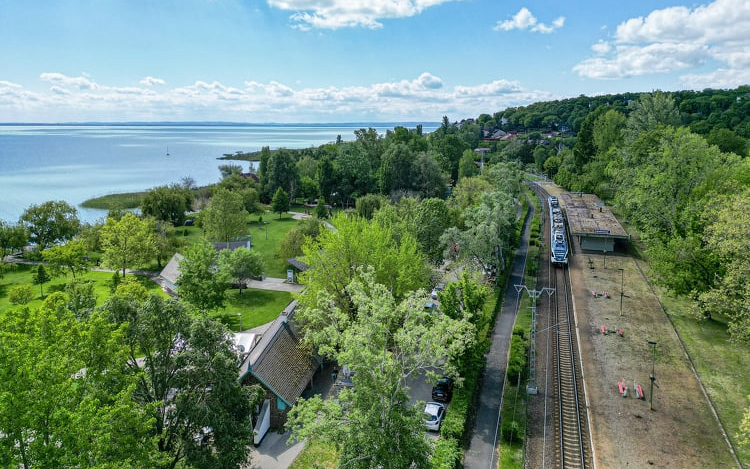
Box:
463;198;533;469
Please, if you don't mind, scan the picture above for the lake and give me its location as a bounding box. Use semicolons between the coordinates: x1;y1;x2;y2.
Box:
0;123;436;223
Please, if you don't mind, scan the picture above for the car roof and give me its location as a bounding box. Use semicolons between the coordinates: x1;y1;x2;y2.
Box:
425;402;445;414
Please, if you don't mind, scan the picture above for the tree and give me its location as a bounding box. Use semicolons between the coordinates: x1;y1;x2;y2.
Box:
41;238;89;278
64;278;97;319
19;200;80;250
218;163;243;179
699;189;750;342
624;91;681;142
8;284;34;305
411;152;448;199
103;293;264;468
458;149;479;180
271;187;290;218
0;295;155;468
315;197;328;219
278;219;321;260
441;189;517;278
432;134;468;183
0;220;27;261
141;184;193;226
218;247;264;295
297;213;429;324
414;198;453;264
263;149;299;202
287;271;475;469
177;240;228;313
201;188;249;245
355;194;385;220
377;143;415;196
100;212;158;277
32;263;51;297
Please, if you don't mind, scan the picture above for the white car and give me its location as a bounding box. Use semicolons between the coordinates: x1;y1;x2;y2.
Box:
423;401;446;431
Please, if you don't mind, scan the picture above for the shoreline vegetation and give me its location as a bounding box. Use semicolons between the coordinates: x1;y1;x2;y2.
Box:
217;150;263;162
80;191;147;209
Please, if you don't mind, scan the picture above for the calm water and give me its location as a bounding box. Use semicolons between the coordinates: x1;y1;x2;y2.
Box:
0;123;436;223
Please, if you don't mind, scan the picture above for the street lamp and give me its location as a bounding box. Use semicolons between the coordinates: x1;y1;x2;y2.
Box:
648;340;657;411
618;268;624;316
237;313;243;332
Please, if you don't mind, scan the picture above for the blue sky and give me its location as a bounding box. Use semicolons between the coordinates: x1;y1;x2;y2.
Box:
1;0;748;123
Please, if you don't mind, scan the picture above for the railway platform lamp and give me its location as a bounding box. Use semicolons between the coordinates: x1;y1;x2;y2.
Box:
618;268;625;317
648;340;657;411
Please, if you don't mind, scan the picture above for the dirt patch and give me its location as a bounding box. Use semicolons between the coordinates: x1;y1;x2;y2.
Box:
524;186;737;468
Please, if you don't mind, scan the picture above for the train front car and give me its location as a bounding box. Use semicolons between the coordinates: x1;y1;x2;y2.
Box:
548;196;569;266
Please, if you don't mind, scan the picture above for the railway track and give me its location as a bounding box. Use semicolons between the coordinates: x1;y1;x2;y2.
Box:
551;264;589;468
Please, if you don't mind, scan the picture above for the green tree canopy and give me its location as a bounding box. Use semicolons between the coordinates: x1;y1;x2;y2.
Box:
100;212;158;277
103;293;264;468
0;294;155;468
0;220;27;262
297;213;429;324
287;271;475;469
218;246;264;295
20;200;80;250
141;184;194;226
201;188;249;245
177;240;228;313
271;187;290;218
41;238;89;278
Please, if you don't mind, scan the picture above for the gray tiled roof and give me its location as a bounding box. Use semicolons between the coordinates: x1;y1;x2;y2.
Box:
239;312;318;406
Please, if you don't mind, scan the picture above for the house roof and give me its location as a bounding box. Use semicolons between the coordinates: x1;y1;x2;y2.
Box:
212;240;252;251
159;253;184;286
238;302;318;406
286;257;309;271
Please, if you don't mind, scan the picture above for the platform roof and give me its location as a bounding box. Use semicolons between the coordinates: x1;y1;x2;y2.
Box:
561;193;629;239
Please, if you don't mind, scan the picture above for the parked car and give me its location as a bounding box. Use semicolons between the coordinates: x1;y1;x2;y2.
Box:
431;376;454;402
423;401;446;431
430;283;445;300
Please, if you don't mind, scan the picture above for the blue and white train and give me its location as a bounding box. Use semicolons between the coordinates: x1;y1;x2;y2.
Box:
548;196;569;266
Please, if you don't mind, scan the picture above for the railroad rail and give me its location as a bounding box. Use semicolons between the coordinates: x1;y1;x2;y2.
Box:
551;264;589;468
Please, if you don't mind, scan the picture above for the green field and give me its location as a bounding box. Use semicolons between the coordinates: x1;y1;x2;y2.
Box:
80;191;147;209
0;263;163;311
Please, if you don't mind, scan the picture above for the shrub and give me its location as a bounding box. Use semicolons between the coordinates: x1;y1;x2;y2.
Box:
9;284;34;305
430;437;461;469
501;418;522;443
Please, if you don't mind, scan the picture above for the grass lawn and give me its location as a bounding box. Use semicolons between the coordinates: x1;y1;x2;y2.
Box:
289;438;339;469
174;211;301;278
214;287;294;332
248;213;301;278
660;292;750;465
0;263;163;312
2;264;294;335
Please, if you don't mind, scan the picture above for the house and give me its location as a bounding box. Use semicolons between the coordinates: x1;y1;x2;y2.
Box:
159;253;184;294
238;301;320;435
211;240;252;252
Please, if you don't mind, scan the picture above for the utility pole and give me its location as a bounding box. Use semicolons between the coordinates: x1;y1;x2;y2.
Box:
618;268;624;316
648;340;657;410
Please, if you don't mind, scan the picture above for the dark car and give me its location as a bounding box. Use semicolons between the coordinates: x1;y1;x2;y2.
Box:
431;376;454;402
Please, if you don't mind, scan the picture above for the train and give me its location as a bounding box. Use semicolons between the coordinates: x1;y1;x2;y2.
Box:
548;196;569;266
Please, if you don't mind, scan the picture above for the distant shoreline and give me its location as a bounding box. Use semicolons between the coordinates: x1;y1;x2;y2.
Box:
0;121;439;127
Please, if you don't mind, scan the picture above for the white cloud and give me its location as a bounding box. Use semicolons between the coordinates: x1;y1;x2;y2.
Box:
266;0;462;30
574;0;750;85
0;72;557;123
140;76;165;87
40;72;100;90
493;7;565;34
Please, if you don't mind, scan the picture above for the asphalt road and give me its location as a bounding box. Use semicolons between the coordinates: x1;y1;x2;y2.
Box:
463;196;534;469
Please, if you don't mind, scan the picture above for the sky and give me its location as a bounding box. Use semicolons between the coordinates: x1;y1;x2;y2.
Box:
1;0;749;123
